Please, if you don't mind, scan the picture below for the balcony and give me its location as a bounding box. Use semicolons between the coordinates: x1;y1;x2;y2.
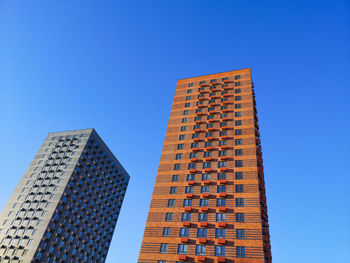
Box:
201;207;209;212
218;193;227;198
197;256;206;262
203;180;211;185
198;238;207;244
186;193;194;199
217;256;226;262
219;179;227;185
180;237;189;243
219;167;227;172
182;221;190;227
204;168;212;172
218;239;226;244
200;222;208;227
178;255;187;261
218;207;227;212
188;180;195;185
220;156;228;161
202;193;210;198
218;222;227;227
189;169;197;173
184;207;192;212
190;158;198;162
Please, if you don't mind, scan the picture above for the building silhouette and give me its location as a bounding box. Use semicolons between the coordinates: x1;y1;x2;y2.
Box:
138;69;272;263
0;128;129;263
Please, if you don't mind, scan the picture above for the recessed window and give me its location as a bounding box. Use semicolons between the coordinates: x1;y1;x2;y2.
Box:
160;243;168;253
196;244;206;256
235;129;242;135
235;139;242;145
218;173;226;179
170;186;177;194
179;228;189;237
185;186;193;193
163;227;171;237
180;126;187;131
190;152;198;158
176;153;182;160
216;213;226;222
198;213;208;222
215;246;226;256
186;96;191;101
172;175;179;182
236;184;244;193
237;246;246;257
186;174;195;181
235;149;243;156
183;199;192;207
199;199;209;207
217;185;226;193
182;118;188;123
236;213;244;222
178;244;188;255
167;199;175;207
188;83;194;87
182;213;191;221
174;164;181;170
201;186;210;193
218;161;226;168
165;213;173;222
217;198;226;206
235;82;241;87
202;173;210;180
183;110;189;115
185;103;191;107
235;160;243;167
179;135;185;140
177;144;184;150
235;172;243;180
235;120;242;126
236;198;244;207
235;104;242;109
235;88;241;93
216;228;226;238
197;228;207;238
188;163;196;169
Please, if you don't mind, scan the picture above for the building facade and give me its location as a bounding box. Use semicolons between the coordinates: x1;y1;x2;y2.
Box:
138;68;271;263
0;128;129;263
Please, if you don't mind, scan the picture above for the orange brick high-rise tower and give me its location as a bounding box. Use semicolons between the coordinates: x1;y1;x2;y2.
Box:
138;68;272;263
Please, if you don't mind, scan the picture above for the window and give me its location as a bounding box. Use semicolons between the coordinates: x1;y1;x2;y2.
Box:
205;141;212;147
216;228;226;238
222;77;229;81
220;131;227;136
204;151;212;157
236;184;244;193
176;153;182;160
188;82;194;87
185;103;191;108
236;213;245;222
218;161;226;168
217;198;226;206
182;213;191;221
183;199;192;207
177;144;184;150
235;120;242;126
235;82;241;87
206;132;213;138
199;81;206;85
196;245;206;255
168;199;175;207
174;164;181;170
179;135;185;140
202;173;210;180
220;113;228;118
179;228;189;237
160;244;168;253
216;213;226;222
235;96;241;101
182;118;188;123
186;96;191;100
165;213;173;222
198;213;208;222
235;104;242;109
235;139;242;145
237;246;246;258
215;246;225;256
190;152;198;158
192;133;199;139
172;175;179;182
235;129;242;135
201;186;210;193
185;186;194;193
163;227;171;237
183;110;189;115
194;116;201;121
236;198;244;207
210;79;217;83
209;99;215;104
235;160;243;167
235;88;241;93
203;162;211;169
217;185;226;193
206;123;214;129
187;174;195;181
219;140;227;146
235;75;241;80
180;126;187;131
235;149;243;156
220;122;227;127
236;229;245;239
188;163;196;169
197;228;207;238
199;199;209;207
191;142;199;149
219;150;227;157
235;172;243;180
187;88;193;93
178;244;188;254
218;173;226;179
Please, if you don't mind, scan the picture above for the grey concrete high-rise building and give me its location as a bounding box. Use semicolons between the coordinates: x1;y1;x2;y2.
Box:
0;128;130;263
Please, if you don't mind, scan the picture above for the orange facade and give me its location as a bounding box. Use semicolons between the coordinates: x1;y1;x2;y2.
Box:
138;69;272;263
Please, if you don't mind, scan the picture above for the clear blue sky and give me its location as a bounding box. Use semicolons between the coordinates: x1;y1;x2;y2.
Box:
0;1;349;262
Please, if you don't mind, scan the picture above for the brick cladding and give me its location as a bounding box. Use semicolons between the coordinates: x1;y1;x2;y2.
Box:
138;68;272;263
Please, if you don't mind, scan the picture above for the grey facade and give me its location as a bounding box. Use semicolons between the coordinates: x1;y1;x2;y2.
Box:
0;128;130;263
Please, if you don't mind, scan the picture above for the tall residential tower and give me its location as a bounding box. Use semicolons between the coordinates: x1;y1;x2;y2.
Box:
0;128;129;263
138;68;271;263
